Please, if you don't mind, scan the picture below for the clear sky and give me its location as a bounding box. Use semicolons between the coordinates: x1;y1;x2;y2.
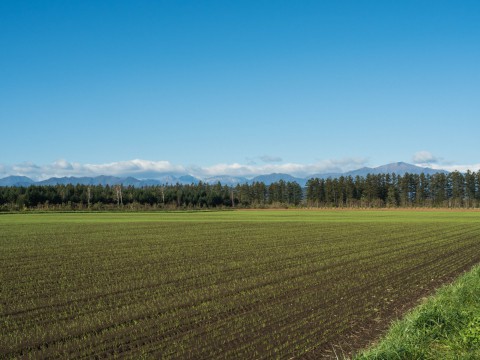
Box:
1;1;479;179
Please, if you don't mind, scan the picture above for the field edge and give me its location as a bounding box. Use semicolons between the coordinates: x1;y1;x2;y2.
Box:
354;264;480;359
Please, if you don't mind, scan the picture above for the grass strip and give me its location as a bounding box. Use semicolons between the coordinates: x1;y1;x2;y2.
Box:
355;265;480;360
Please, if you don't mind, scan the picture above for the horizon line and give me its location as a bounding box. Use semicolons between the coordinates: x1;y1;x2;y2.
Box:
1;159;478;183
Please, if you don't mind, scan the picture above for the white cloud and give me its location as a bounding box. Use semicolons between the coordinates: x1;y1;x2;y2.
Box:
197;157;368;178
429;163;480;172
1;159;185;180
0;157;370;180
53;159;74;170
412;151;439;164
3;157;479;181
80;159;185;176
412;151;480;172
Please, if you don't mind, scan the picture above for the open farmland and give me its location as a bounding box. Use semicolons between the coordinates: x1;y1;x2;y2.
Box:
1;210;480;359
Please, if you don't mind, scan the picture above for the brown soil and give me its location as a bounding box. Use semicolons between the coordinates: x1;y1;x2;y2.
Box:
303;259;480;359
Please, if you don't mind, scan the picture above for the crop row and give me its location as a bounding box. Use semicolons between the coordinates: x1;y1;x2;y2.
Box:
1;212;480;358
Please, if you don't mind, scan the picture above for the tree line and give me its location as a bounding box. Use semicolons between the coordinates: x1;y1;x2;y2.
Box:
0;171;479;211
0;180;303;211
306;171;480;208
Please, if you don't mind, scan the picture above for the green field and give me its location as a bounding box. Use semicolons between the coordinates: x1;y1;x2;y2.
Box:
1;210;480;359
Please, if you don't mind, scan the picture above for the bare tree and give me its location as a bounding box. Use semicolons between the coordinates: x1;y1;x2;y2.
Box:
115;185;123;206
87;186;91;208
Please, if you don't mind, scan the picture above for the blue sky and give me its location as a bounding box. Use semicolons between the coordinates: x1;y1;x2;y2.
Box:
1;1;479;179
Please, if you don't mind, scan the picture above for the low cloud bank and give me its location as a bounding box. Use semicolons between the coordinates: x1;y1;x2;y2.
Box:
1;158;367;180
412;150;480;173
412;151;440;164
2;155;479;181
427;163;480;173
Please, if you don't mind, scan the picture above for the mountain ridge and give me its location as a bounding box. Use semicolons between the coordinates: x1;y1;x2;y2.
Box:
0;162;450;187
310;162;448;179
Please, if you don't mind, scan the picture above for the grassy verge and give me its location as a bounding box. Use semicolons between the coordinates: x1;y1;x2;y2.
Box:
355;265;480;359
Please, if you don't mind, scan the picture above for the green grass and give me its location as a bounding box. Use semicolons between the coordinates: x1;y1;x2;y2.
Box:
1;210;480;358
1;208;479;224
356;265;480;359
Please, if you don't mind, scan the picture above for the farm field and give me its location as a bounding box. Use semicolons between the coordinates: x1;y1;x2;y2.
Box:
1;210;480;359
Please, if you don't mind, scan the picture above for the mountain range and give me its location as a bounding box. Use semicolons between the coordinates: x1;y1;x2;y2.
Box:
0;162;449;187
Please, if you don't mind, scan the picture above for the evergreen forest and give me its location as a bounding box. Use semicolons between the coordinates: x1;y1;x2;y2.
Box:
1;171;479;211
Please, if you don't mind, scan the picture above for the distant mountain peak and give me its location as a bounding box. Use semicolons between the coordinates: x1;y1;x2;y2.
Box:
372;162;446;175
0;175;35;187
0;162;451;187
308;162;447;179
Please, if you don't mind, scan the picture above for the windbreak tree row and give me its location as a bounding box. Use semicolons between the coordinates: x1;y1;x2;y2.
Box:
0;171;479;210
306;171;480;208
0;180;303;210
